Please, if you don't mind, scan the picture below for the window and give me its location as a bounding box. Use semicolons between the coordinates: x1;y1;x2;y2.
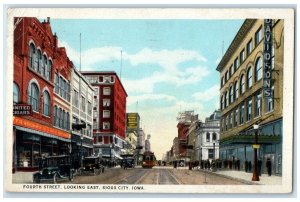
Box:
46;60;52;81
240;103;244;124
212;133;217;141
36;49;41;72
206;132;210;142
43;91;50;116
247;39;253;55
225;115;228;130
247;67;253;88
234;108;238;127
40;55;47;76
103;122;110;130
240;74;245;94
54;106;58;126
246;98;252;121
255;57;263;81
221;77;224;87
66;82;70;102
224;91;228;108
63;80;66;99
103;99;110;107
29;43;36;68
28;82;39;111
54;73;59;93
255;27;262;45
81;96;86;112
229;112;232;129
103;87;111;95
58;108;61;128
208;149;214;159
13;82;19;104
59;76;63;97
255;91;262;117
225;71;229;82
103;110;110;118
220;96;224;110
229;65;233;77
240;49;245;64
64;111;68;130
234;57;239;71
266;84;274;112
88;102;92;115
229;86;233;104
73;90;79;107
234;81;239;100
66;112;70;130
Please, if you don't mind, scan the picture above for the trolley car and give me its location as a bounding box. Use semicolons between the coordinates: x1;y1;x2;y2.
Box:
142;151;156;168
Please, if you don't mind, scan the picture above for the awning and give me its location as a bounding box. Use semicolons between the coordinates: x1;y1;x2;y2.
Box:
15;125;71;143
220;134;281;146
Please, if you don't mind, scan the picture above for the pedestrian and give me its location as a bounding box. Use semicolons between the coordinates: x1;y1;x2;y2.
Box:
258;159;262;176
266;158;272;176
248;161;252;172
237;159;240;171
245;160;248;173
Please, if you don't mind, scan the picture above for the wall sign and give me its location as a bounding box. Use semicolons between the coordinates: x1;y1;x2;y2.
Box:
263;19;273;99
13;104;32;115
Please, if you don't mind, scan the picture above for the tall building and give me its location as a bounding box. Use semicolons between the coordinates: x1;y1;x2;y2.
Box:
70;68;94;158
82;71;127;161
187;119;202;162
13;17;71;171
145;134;151;152
216;19;283;175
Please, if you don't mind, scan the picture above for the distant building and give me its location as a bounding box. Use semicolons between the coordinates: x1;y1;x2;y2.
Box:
82;71;127;161
145;134;151;152
187;120;202;162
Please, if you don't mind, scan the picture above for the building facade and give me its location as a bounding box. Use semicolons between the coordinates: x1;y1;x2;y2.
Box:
13;17;71;171
217;19;283;175
70;68;94;159
82;71;127;161
187;120;202;162
195;110;220;161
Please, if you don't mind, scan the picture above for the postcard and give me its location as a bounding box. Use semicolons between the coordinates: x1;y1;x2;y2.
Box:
5;8;294;193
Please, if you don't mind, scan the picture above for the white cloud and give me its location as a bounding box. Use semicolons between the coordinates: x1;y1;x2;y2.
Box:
192;84;220;101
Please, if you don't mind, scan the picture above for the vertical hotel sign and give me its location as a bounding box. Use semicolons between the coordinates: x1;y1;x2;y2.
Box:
263;19;273;99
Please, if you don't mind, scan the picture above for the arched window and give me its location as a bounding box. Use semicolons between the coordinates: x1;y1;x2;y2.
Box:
255;57;263;81
47;60;52;81
35;49;41;71
58;108;62;128
206;132;210;142
247;67;253;88
240;74;245;94
29;43;36;68
234;81;239;100
229;86;233;104
28;82;39;111
13;82;20;104
41;55;47;76
43;91;50;116
224;91;228;108
212;132;217;141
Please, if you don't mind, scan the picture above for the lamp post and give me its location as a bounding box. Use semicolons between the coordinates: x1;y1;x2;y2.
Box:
252;124;260;181
80;135;83;168
213;142;216;160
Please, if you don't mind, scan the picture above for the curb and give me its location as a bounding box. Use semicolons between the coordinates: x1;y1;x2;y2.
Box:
197;169;260;185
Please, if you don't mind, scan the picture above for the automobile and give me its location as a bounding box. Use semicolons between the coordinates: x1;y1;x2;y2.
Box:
122;157;135;169
79;155;105;175
33;155;75;184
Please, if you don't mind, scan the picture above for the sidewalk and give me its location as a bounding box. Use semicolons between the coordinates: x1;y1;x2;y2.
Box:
12;171;37;184
205;169;282;185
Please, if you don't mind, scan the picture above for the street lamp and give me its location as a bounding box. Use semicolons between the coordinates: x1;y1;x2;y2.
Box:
213;142;216;160
252;124;260;181
80;135;83;168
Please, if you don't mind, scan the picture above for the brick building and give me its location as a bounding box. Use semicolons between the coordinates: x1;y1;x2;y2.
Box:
13;17;72;171
82;71;127;162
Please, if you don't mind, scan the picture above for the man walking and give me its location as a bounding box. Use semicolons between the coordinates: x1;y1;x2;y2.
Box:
266;158;272;176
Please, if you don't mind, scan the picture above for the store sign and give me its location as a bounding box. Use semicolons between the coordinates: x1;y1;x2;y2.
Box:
263;19;273;99
252;144;260;149
13;104;32;116
127;113;139;130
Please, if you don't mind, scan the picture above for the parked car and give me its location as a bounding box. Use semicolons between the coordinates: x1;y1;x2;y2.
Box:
79;155;105;175
122;157;135;169
33;155;75;183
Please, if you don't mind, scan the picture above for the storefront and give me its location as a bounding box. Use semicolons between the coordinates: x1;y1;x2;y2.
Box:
13;117;71;171
220;119;282;175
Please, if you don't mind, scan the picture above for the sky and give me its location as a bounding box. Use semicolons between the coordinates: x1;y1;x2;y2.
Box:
50;19;244;159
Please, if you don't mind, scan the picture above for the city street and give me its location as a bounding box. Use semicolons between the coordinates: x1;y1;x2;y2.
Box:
67;167;247;185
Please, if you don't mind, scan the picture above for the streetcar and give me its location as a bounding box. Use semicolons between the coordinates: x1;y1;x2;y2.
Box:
142;151;156;168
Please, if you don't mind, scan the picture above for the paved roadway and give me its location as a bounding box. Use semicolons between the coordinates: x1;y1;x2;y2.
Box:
66;166;247;185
